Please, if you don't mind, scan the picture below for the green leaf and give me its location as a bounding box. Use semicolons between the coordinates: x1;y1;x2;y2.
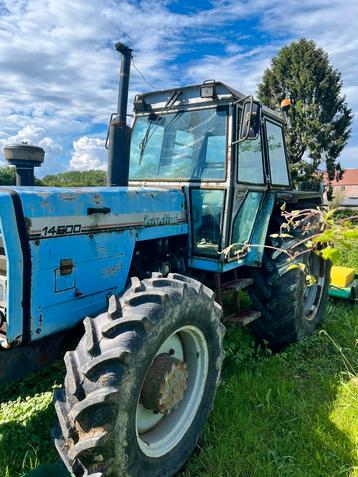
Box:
341;240;352;250
287;264;300;271
287;263;306;272
343;229;358;240
305;274;317;286
320;246;340;263
312;230;334;243
298;262;307;272
323;209;337;221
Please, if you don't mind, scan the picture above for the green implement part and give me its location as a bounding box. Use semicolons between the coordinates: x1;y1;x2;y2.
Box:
23;464;73;477
328;274;358;302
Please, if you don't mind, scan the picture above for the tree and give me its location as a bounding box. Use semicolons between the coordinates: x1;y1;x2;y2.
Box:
0;168;106;187
258;39;352;196
0;167;16;185
41;170;106;187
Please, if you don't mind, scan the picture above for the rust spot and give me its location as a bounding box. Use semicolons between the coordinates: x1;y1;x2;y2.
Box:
103;265;121;276
60;193;77;201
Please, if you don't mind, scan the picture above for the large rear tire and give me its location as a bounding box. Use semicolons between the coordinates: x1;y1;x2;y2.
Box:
53;273;224;477
248;230;331;349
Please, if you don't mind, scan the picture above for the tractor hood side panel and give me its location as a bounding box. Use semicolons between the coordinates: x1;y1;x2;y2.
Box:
0;192;26;346
2;187;187;344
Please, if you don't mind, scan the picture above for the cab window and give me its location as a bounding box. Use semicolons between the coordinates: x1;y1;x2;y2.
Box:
129;108;227;181
191;189;224;256
266;121;290;187
237;132;264;184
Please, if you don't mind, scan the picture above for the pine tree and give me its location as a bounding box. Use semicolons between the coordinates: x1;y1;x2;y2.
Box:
258;39;352;196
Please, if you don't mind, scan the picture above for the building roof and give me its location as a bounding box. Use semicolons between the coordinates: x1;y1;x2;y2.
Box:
332;168;358;186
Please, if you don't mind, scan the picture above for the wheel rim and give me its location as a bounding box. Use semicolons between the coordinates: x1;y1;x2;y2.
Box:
304;253;325;321
135;325;209;458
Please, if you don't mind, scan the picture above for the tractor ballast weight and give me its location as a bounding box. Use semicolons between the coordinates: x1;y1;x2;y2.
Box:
0;43;331;477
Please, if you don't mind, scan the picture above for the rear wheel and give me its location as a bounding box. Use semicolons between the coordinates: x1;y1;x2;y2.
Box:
248;229;331;349
53;273;224;477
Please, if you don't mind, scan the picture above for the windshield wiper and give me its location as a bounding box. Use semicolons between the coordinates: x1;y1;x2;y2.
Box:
138;90;182;164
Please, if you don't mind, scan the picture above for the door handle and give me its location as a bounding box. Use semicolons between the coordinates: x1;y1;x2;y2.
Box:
87;207;111;215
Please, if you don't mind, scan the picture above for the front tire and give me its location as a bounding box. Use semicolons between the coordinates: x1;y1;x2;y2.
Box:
53;273;224;477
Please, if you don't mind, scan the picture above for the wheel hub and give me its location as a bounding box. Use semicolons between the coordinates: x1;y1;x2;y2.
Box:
141;353;189;415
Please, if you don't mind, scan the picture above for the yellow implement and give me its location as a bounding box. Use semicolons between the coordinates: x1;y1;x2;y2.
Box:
330;266;356;288
329;266;358;302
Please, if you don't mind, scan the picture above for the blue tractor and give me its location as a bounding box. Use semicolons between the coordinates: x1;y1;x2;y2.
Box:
0;43;330;477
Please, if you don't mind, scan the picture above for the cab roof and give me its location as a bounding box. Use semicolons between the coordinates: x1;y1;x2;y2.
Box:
135;81;283;122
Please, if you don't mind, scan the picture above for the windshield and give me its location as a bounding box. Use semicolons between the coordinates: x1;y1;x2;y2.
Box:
129;107;227;181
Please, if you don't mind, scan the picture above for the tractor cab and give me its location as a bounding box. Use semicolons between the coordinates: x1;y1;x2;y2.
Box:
128;82;291;272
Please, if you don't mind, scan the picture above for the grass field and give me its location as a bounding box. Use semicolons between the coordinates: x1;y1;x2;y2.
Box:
1;250;357;476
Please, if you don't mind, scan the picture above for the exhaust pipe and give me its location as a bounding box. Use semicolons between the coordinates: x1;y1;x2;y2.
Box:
107;42;133;187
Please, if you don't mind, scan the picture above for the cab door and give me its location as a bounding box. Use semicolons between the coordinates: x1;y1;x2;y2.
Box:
227;118;268;258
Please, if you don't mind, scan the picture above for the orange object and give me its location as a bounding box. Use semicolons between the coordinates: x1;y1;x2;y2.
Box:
280;98;292;109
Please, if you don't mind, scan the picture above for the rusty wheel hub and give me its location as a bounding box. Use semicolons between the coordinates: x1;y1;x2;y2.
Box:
141;353;189;415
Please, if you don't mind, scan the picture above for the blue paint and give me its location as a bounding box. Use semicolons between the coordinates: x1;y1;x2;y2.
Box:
188;256;245;273
0;193;24;344
0;184;275;346
0;186;188;344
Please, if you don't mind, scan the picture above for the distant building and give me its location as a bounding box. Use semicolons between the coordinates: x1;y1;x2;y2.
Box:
331;168;358;207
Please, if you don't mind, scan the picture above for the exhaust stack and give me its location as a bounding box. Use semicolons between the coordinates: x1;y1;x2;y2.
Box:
107;42;133;187
3;143;45;186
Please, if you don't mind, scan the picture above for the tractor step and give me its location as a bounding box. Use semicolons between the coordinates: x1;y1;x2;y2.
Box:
0;255;6;274
221;278;254;292
225;310;261;326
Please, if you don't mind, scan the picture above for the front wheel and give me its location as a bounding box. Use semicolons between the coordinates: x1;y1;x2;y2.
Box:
53;273;224;477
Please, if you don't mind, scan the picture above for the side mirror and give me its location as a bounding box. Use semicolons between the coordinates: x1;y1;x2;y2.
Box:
238;98;262;141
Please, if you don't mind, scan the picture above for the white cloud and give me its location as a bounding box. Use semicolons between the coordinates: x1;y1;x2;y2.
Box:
0;0;357;172
0;125;62;174
0;0;252;173
185;43;280;95
70;136;106;171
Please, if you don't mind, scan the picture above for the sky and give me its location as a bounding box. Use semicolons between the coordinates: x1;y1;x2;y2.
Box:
0;0;357;176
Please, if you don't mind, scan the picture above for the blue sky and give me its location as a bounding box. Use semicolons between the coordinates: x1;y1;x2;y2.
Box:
0;0;357;175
